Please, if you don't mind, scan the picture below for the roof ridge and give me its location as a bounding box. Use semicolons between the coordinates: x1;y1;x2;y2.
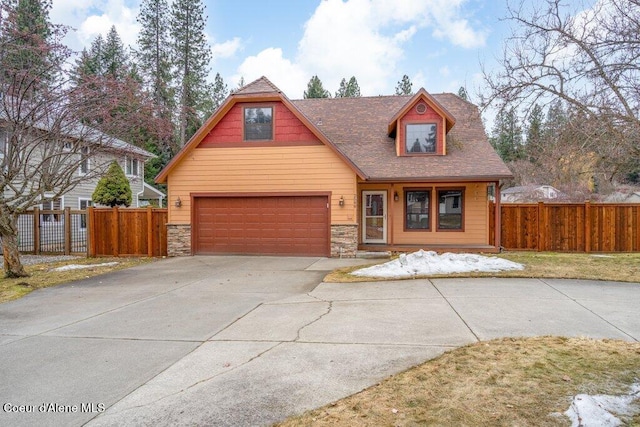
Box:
234;76;282;95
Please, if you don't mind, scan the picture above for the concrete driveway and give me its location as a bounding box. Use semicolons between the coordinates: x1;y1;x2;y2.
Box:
0;256;638;426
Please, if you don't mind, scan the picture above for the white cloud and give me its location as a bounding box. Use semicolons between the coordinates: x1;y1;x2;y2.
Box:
234;48;308;99
211;38;242;61
234;0;488;97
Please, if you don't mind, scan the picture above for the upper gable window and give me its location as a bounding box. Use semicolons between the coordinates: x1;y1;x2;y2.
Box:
405;123;437;154
244;107;273;141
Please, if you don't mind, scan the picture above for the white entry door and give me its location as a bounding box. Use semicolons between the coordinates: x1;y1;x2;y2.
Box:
362;191;387;244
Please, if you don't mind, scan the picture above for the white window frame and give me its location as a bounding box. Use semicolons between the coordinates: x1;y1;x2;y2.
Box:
78;198;93;229
41;195;64;224
125;156;140;177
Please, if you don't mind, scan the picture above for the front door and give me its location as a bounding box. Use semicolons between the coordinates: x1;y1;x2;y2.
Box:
362;191;387;244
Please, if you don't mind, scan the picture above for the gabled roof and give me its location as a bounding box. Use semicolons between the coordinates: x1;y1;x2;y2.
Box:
156;77;512;183
387;88;456;135
156;76;366;183
292;94;512;181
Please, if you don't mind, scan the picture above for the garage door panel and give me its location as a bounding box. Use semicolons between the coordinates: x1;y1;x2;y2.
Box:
194;196;329;256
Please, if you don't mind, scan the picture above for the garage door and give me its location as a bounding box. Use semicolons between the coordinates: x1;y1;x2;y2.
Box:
193;195;329;256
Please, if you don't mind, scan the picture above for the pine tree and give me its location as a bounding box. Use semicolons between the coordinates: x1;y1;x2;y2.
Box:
102;26;129;79
169;0;212;146
92;161;133;207
335;76;361;98
136;0;173;115
525;104;544;162
490;107;524;162
457;86;469;101
395;75;413;95
304;75;330;98
211;72;228;109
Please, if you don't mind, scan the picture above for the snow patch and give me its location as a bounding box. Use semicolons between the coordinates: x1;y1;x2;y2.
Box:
351;250;524;278
52;262;119;271
565;383;640;427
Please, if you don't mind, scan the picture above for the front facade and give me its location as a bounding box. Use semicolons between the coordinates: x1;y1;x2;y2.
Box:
157;77;512;257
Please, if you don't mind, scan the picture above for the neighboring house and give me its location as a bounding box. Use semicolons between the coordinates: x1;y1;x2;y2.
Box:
501;185;562;203
156;76;512;257
604;189;640;203
139;182;166;207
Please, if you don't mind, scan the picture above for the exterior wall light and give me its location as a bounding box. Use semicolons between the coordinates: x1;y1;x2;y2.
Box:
175;197;182;208
394;191;399;202
339;195;345;207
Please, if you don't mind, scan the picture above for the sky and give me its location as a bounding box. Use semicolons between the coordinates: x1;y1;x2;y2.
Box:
49;0;514;102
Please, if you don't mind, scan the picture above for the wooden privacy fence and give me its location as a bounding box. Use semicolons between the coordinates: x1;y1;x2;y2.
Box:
87;207;168;257
496;202;640;252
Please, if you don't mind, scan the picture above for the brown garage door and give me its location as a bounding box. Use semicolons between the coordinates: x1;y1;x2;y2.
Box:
193;195;329;256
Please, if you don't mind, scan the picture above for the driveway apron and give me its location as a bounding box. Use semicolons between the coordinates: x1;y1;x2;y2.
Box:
0;256;638;427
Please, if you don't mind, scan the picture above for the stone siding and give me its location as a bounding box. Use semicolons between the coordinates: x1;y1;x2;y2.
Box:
167;224;191;256
331;224;358;258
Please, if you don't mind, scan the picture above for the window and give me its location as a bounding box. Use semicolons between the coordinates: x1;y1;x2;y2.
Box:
406;123;437;154
79;146;89;175
42;197;63;223
437;189;463;230
79;199;92;229
244;107;273;141
125;157;139;176
405;190;430;230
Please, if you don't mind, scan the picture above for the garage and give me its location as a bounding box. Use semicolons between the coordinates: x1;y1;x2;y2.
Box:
193;195;330;256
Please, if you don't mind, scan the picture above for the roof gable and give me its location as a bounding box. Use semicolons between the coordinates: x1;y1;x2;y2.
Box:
388;89;456;136
156;77;366;183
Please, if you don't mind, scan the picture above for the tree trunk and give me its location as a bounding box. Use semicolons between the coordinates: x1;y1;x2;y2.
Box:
0;214;28;278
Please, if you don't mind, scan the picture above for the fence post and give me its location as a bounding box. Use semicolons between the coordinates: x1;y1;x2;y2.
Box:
87;207;95;257
584;201;591;253
33;207;40;255
64;207;71;255
147;206;153;257
112;206;119;257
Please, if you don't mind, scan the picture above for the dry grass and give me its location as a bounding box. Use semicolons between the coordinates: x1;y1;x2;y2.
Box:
0;257;155;303
278;337;640;427
324;252;640;283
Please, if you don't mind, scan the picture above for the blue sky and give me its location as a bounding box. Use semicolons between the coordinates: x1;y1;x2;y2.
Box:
50;0;516;101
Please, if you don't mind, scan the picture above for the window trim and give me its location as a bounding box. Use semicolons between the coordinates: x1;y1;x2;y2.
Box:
41;195;64;224
436;187;465;232
403;188;432;232
78;198;93;229
404;122;438;155
125;156;140;177
243;105;274;142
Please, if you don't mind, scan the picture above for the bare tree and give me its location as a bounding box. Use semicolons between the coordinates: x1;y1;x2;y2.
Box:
483;0;640;183
0;0;121;277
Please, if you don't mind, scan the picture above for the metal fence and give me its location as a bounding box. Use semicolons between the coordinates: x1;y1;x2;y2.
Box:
14;208;88;255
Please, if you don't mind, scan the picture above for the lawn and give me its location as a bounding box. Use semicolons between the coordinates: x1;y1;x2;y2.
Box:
0;257;154;303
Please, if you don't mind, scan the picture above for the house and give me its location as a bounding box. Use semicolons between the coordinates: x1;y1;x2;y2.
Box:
501;185;562;203
156;76;512;257
603;188;640;203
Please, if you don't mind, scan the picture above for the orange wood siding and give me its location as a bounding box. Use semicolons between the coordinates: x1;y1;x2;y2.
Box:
198;101;321;146
359;182;490;245
398;102;445;155
167;145;357;225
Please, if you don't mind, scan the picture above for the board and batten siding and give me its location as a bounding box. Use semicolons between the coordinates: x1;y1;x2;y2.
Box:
167;145;358;225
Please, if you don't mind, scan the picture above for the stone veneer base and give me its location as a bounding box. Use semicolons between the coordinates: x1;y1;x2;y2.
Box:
331;224;358;258
167;224;191;256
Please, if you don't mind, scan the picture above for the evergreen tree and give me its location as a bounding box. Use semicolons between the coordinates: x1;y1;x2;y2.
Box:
304;75;330;98
211;72;228;109
169;0;212;146
457;86;469;101
395;75;413;95
335;76;361;98
525;104;544;162
102;26;129;79
92;161;133;207
490;107;524;162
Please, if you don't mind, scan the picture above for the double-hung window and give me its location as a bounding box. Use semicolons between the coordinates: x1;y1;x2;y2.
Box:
79;146;89;175
125;157;139;176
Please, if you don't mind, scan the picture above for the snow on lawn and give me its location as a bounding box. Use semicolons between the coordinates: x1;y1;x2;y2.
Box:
52;262;119;271
564;383;640;427
351;250;524;278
